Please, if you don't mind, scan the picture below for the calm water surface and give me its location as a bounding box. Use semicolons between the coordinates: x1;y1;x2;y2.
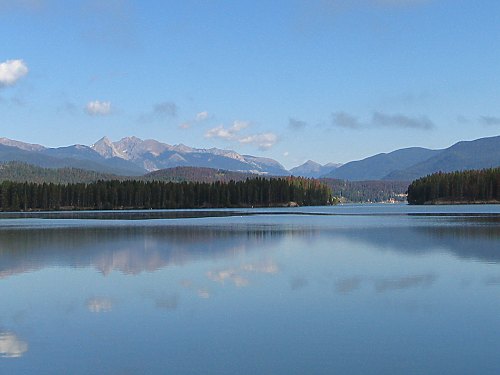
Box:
0;204;499;374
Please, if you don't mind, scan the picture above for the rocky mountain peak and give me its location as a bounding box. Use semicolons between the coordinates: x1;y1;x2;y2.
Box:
91;136;125;159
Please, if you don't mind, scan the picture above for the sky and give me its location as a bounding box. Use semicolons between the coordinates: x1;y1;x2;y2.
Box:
0;0;499;169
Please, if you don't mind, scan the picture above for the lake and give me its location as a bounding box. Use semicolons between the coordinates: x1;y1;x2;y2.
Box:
1;204;499;374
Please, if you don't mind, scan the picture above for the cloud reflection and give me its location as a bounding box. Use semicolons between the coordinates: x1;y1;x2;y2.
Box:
207;260;279;288
86;297;113;313
0;332;28;358
197;288;211;299
206;269;249;287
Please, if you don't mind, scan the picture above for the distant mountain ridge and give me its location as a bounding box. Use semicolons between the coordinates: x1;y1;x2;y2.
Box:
289;160;342;178
0;136;290;176
323;135;500;181
0;135;498;181
384;136;500;181
324;147;441;181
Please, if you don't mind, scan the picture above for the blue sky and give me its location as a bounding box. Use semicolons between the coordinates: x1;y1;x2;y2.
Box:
0;0;499;168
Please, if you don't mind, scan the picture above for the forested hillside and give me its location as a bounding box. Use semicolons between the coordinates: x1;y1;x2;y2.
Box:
0;162;121;183
143;166;255;183
0;177;333;211
407;168;499;204
1;162;409;203
321;178;408;203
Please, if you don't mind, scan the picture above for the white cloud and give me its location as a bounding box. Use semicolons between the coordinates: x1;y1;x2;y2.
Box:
205;125;233;140
205;121;249;140
231;120;250;132
179;111;211;129
239;133;278;150
196;111;210;121
0;59;29;87
205;121;277;150
85;100;112;116
0;332;28;358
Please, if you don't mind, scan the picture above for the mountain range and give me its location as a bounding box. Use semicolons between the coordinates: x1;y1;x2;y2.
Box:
91;136;289;175
324;135;500;181
0;135;498;181
0;136;290;176
289;160;342;178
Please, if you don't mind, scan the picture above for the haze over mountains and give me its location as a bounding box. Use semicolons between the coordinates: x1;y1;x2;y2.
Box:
0;135;498;181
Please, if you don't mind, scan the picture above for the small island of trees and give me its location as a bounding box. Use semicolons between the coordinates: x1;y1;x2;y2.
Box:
407;168;499;205
0;177;334;211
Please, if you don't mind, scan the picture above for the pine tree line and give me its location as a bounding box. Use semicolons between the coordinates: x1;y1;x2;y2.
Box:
407;168;499;205
0;177;333;211
320;178;408;203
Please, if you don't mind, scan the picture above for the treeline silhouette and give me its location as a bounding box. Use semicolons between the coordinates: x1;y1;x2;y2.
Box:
407;168;499;205
0;177;333;211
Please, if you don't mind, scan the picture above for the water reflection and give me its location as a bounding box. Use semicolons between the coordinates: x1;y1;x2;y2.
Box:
207;260;279;288
0;226;287;279
329;220;500;262
374;274;437;293
0;212;499;374
86;297;114;313
335;277;362;294
0;332;28;358
0;216;498;279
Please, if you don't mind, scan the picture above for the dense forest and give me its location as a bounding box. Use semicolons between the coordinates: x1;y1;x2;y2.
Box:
0;162;409;203
320;178;408;203
0;177;333;211
407;168;499;205
0;161;121;184
143;166;256;183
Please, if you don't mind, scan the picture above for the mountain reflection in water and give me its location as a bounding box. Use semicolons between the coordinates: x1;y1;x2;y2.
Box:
0;226;290;278
0;215;498;279
1;208;500;375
